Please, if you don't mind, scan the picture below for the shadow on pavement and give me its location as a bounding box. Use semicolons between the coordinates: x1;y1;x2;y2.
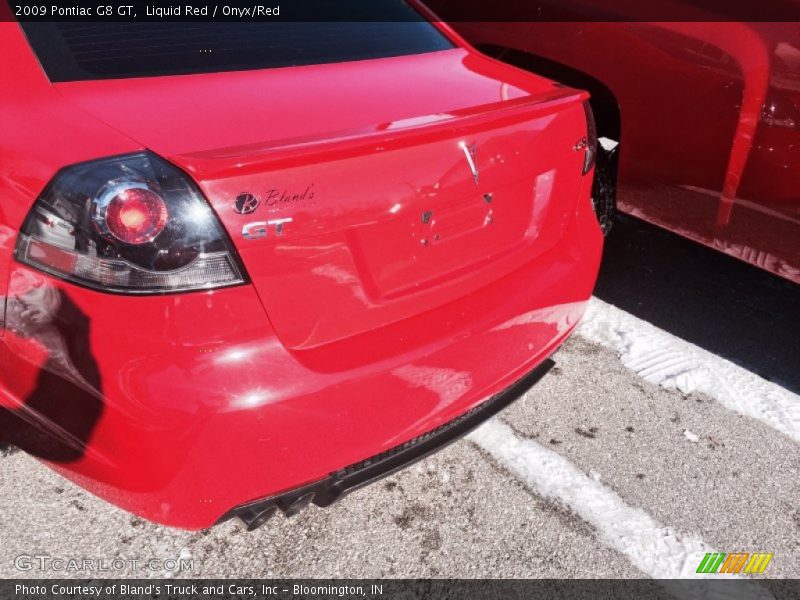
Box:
594;215;800;395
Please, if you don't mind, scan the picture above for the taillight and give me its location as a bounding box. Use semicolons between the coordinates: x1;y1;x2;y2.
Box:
582;101;597;175
99;185;168;245
14;152;248;294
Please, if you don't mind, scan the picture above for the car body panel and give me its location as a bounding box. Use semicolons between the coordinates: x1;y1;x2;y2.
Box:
1;188;600;529
53;48;590;350
0;18;603;528
53;49;553;157
430;5;800;282
188;96;587;350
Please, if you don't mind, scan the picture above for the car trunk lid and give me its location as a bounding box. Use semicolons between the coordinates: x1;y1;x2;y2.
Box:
55;49;590;349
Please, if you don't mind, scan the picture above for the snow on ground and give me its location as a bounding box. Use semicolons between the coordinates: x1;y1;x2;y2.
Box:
577;297;800;443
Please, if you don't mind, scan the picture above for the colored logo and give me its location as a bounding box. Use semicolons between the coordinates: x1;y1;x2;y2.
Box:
696;552;773;575
234;193;260;215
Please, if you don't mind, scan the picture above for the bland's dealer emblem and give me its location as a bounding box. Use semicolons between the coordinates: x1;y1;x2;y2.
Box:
233;193;260;215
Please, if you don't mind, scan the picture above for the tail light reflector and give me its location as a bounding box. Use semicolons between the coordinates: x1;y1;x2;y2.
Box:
99;186;169;245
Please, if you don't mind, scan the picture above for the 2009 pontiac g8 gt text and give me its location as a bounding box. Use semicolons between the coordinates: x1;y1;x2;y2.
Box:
0;3;602;529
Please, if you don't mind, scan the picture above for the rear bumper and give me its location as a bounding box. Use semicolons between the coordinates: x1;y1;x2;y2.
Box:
0;183;602;529
222;358;554;531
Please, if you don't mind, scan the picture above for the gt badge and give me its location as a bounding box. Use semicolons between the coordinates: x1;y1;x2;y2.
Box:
242;218;292;240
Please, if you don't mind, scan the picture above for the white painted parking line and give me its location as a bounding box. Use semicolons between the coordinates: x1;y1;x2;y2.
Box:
469;420;774;597
470;419;710;578
578;298;800;443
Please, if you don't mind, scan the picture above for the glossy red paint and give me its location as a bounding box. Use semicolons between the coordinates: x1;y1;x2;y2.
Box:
431;6;800;282
0;20;602;528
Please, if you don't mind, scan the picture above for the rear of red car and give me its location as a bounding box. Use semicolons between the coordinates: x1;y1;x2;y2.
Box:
0;6;602;529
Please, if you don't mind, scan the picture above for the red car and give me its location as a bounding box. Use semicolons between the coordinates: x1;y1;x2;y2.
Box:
0;5;602;530
431;3;800;283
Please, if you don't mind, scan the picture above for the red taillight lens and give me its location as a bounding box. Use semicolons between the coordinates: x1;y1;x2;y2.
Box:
15;152;247;294
104;187;169;245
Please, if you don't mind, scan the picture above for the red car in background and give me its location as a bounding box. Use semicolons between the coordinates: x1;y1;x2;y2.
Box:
431;2;800;283
0;4;602;530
